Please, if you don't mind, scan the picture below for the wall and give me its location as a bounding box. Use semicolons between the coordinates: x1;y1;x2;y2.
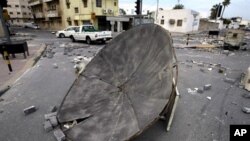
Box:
157;9;200;33
198;19;219;31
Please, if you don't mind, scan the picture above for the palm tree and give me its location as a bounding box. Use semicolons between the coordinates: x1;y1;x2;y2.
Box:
221;0;231;18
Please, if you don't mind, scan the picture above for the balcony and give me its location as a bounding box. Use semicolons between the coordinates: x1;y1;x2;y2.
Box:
28;0;43;6
35;12;44;18
47;10;60;18
43;0;55;3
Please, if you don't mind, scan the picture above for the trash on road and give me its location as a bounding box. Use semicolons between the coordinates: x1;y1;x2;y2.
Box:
53;63;58;69
23;105;37;115
224;77;236;84
204;84;212;90
206;96;212;100
242;107;250;114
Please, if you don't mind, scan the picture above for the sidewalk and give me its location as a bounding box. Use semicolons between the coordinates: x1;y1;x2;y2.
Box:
0;42;45;90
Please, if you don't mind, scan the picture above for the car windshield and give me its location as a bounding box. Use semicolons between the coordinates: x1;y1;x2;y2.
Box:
83;26;96;32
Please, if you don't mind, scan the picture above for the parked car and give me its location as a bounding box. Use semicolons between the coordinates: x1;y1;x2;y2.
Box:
56;26;79;38
69;25;112;44
23;22;40;29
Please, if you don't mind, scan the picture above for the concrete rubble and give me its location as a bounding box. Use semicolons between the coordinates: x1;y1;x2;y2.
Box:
242;107;250;114
224;77;236;84
23;106;37;115
54;128;66;141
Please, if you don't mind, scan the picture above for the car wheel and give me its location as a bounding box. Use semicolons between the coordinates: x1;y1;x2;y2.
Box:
59;33;65;38
70;36;76;42
86;37;91;44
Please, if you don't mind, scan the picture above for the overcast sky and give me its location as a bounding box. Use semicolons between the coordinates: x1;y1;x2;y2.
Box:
119;0;250;20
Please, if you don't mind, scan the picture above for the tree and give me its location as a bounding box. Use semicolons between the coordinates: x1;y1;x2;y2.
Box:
119;8;126;15
222;18;231;25
173;4;184;9
210;4;219;19
221;0;230;18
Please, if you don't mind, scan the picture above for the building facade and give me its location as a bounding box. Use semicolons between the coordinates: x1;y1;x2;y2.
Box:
156;9;200;33
5;0;33;26
28;0;119;30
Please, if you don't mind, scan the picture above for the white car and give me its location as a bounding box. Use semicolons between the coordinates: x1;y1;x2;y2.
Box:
56;26;79;38
70;25;112;44
24;22;40;29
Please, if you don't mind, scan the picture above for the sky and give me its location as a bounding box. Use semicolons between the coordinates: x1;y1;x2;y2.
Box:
119;0;250;20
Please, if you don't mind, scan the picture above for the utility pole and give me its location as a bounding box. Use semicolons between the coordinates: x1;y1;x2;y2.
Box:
156;0;159;24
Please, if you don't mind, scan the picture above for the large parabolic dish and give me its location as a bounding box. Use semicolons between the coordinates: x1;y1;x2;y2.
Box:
57;24;175;141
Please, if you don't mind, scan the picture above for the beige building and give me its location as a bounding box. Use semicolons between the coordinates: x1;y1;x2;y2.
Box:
6;0;33;26
28;0;119;30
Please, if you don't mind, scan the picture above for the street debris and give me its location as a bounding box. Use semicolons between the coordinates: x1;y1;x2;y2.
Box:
44;120;53;132
54;128;66;141
208;68;213;71
204;84;212;90
187;88;197;95
23;106;37;115
224;77;236;84
242;107;250;114
206;96;212;100
53;63;58;69
48;116;58;127
44;112;57;120
197;87;204;94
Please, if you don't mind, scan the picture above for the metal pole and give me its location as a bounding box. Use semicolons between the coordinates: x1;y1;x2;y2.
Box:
140;0;142;24
0;5;11;43
156;0;159;23
3;47;12;72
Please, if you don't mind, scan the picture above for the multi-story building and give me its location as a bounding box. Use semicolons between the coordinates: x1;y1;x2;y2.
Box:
28;0;119;30
5;0;33;26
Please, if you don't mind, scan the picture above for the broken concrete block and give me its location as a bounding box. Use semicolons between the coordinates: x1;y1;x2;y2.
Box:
53;63;58;69
44;120;53;132
242;93;250;99
49;106;57;113
54;128;66;141
23;106;37;115
224;77;236;84
204;84;212;90
45;112;57;120
49;116;58;127
242;107;250;114
197;88;204;94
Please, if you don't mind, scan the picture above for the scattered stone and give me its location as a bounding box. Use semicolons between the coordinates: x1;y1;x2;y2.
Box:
45;112;57;120
204;84;212;90
197;88;204;94
23;106;37;115
49;106;57;112
242;93;250;99
224;77;236;84
53;63;58;69
48;116;58;127
223;50;229;55
242;107;250;114
208;68;213;71
44;120;53;132
206;96;211;100
54;128;66;141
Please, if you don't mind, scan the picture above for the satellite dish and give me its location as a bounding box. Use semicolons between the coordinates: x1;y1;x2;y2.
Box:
57;24;177;141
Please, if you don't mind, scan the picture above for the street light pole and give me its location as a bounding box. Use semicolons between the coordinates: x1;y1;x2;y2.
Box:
156;0;159;23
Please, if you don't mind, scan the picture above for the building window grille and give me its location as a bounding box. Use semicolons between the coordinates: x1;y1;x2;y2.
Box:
177;20;183;26
83;0;88;7
96;0;102;7
161;19;164;25
75;7;79;13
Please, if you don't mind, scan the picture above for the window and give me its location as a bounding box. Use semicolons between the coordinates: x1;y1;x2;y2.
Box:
233;33;238;38
67;4;70;9
74;20;79;26
177;20;182;26
17;12;21;15
7;5;11;7
23;12;27;15
114;1;117;6
9;12;13;15
15;5;19;7
161;19;164;25
96;0;102;7
83;0;88;7
22;5;25;8
74;7;79;13
162;16;164;18
68;21;72;26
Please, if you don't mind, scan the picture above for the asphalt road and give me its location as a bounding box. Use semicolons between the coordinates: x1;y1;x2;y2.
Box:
0;28;250;141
